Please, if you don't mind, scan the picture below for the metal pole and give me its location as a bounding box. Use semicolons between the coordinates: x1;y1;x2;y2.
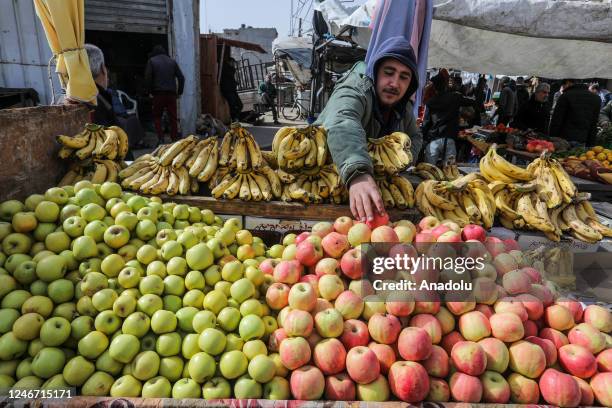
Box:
298;18;302;37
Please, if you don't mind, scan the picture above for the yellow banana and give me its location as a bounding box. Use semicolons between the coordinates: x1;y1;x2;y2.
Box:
488;146;533;181
313;127;327;167
236;137;248;172
534;161;563;209
238;175;251;201
246;173;262;201
423;180;456;210
251;171;272;201
149;167;170;195
259;166;282;198
185;140;207;169
461;191;481;221
304;138;318;168
224;174;243;200
121;163;155;188
177;167;191;195
386;182;405;209
516;194;555;233
128;167;158;191
245;135;263;170
416;162;445;180
479;151;515;183
277;133;295;169
562;205;602;242
189;143;213;177
98;129;119;159
159;136;197;166
219;131;234;167
284;136;311;160
108;126;129;159
172;142;196;169
75;130;98;160
272;127;295;155
494;190;520;221
198;144;218;182
470;187;494;229
166;169;180;196
57;132;90;149
100;160;118;182
549;159;577;202
140;167;164;194
391;176;415;208
58;146;74;159
119;158;154;179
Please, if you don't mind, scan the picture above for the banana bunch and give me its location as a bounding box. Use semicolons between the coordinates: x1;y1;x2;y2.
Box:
368;132;413;175
414;162;451;181
57;123;129;161
373;175;415;209
118;135;203;196
415;174;496;228
489;181;610;243
527;154;577;208
479;144;534;183
58;159;125;186
210;165;282;202
279;165;346;204
272;125;328;172
442;157;461;180
219;124;264;172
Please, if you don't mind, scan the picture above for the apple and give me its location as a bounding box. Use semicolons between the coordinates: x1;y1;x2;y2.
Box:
39;316;71;346
409;313;443;344
12;313;44;341
596;348;612;372
186;351;215;384
132;350;161;381
109;333;140;363
458;311;491;342
340;319;369;349
313;338;346;375
35;254;66;282
317;274;345;301
287;282;316;312
346;346;379;384
368;313;401;345
568;322;605;354
311;221;334;238
591;372;612;407
239;314;265;341
508;340;546;379
558;344;597;379
289;365;325;400
334;216;353;235
219;350;248;379
172;378;201;398
321;232;349;259
325;372;355;400
110;374;142;397
422;344;450;378
339;248;363;280
397;327;432;361
273;260;302;284
494;297;528;321
388;360;430;402
545;304;575;331
200;377;231;399
279;336;311;370
427;377;450;402
347;223;371;247
490;312;524;342
480;370;510;403
539;368;581;407
295;239;324;267
583;304;612;333
334;290;364;320
461;224;487;242
540;327;569;349
2;233;32;255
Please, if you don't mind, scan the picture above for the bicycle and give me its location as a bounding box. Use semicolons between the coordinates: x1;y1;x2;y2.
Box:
281;97;309;121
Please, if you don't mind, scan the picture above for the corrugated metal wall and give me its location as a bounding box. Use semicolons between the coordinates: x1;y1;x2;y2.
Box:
0;0;61;105
85;0;168;34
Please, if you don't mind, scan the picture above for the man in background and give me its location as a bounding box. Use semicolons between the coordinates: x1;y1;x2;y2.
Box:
259;74;279;125
550;79;601;147
497;77;517;125
220;55;243;122
145;45;185;145
512;83;551;134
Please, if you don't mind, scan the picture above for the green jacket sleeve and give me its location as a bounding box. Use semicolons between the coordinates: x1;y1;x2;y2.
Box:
318;84;373;185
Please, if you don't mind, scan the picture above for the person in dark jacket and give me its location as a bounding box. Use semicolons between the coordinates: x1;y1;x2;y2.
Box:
516;77;530;113
497;77;517;125
549;79;601;146
220;56;243;122
145;45;185;144
315;36;422;222
512;83;551;134
421;73;478;164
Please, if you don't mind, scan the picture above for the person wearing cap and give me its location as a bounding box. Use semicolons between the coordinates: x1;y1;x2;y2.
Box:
316;36;423;222
512;83;551;134
497;77;518;125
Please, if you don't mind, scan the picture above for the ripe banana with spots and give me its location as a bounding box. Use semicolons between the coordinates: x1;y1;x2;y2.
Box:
368;132;413;175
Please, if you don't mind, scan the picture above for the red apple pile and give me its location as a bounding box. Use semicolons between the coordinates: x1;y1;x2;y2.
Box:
263;215;612;405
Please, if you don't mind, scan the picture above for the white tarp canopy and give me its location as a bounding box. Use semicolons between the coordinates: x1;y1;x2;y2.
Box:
316;0;612;78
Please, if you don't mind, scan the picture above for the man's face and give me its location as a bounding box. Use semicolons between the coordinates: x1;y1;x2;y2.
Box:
535;88;549;103
376;58;412;108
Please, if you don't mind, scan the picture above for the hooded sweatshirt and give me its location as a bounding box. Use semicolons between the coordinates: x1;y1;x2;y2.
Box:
315;36;422;185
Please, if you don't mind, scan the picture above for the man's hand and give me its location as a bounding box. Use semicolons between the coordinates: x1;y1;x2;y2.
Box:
348;173;386;222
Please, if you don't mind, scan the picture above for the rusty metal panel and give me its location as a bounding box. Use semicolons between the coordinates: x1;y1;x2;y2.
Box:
0;105;90;201
200;35;230;123
85;0;168;34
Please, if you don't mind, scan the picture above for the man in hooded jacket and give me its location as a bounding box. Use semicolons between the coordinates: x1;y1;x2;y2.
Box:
316;36;423;222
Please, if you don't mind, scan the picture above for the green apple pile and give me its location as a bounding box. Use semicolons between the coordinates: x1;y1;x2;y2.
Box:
0;181;287;398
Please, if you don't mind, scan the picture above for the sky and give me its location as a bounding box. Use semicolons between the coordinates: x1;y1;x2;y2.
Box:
200;0;293;37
